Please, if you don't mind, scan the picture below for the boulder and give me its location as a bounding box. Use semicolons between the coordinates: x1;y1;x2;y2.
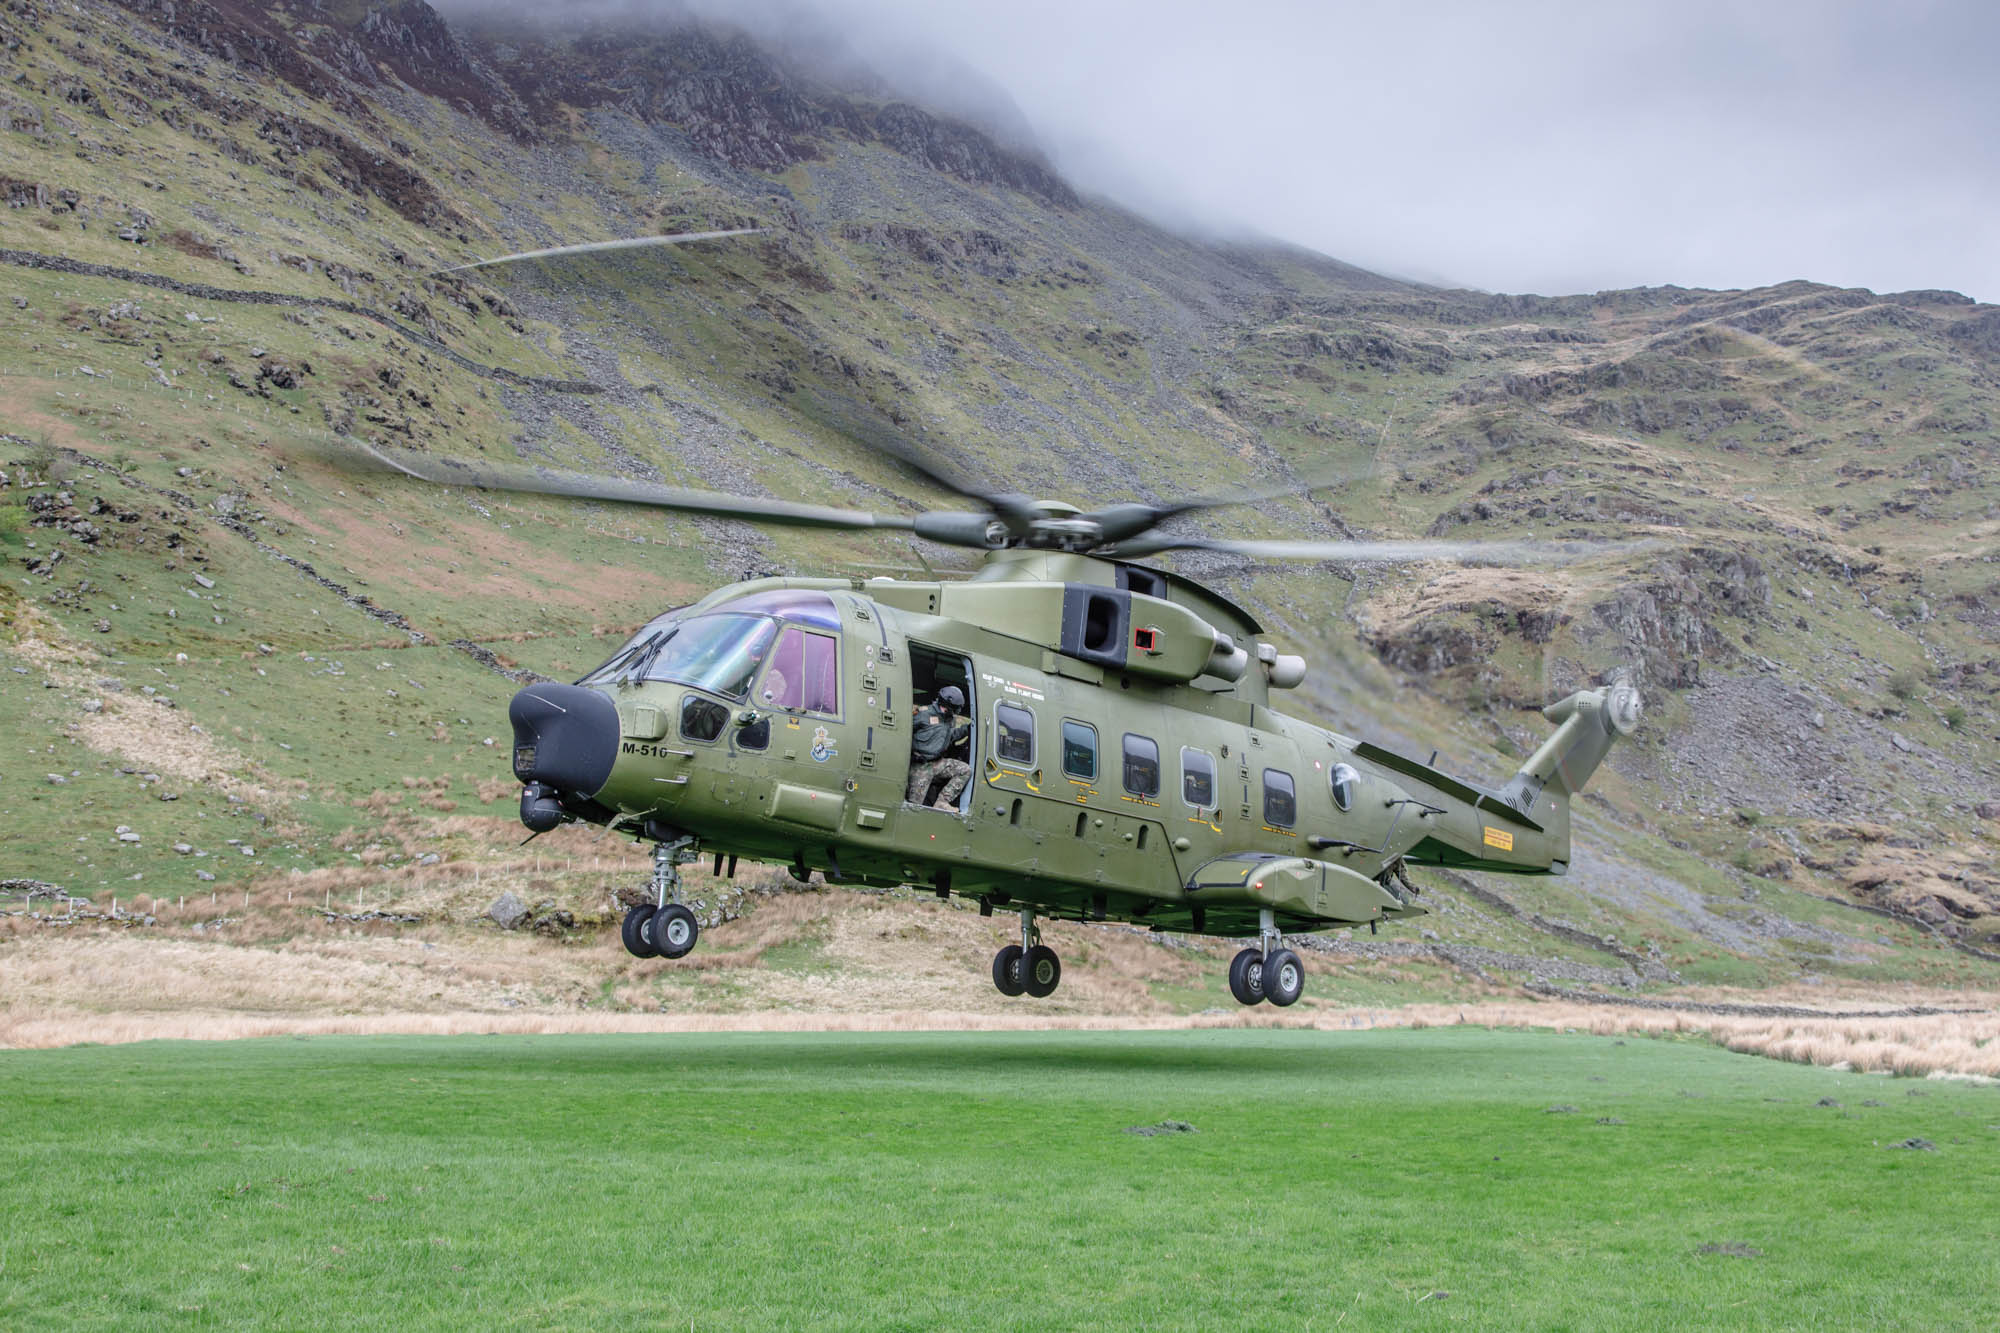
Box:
488;891;528;930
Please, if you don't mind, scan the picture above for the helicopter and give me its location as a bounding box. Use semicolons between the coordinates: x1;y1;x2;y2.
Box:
359;432;1641;1009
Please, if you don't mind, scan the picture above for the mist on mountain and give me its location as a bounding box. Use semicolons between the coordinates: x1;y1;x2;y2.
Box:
454;0;2000;301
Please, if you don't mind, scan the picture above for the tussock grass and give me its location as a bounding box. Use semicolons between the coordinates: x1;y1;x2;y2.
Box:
1394;1000;2000;1080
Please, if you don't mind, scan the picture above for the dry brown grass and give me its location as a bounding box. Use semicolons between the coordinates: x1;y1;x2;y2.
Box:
8;993;1996;1080
5;878;1995;1078
1384;1000;2000;1081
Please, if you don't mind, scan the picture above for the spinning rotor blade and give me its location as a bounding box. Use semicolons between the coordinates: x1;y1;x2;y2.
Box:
1103;534;1633;565
431;228;766;277
352;442;917;535
1077;461;1381;545
789;388;1042;536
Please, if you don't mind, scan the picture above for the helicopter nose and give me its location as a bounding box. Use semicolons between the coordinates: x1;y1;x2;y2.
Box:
508;683;619;800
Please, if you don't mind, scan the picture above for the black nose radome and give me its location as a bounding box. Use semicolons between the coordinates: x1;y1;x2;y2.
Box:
509;684;619;799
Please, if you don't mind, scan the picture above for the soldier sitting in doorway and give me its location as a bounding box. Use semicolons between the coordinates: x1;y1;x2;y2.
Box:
907;685;972;810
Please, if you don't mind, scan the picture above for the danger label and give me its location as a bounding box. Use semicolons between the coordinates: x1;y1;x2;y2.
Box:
1483;826;1515;852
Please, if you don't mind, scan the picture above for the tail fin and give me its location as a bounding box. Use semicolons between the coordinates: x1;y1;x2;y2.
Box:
1493;682;1641;870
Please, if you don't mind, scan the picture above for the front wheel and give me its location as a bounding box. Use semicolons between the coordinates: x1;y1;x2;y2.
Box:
621;904;659;959
653;903;699;959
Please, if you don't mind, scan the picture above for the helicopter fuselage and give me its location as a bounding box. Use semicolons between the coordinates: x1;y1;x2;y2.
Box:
510;552;1630;944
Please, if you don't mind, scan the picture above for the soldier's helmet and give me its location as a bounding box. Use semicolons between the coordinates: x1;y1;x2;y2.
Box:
937;686;965;711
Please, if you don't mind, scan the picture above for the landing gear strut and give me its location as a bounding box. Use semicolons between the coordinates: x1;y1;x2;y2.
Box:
992;909;1061;998
1229;908;1303;1007
621;837;700;960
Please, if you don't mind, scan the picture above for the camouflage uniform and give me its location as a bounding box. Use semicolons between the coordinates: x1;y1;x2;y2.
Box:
907;700;972;806
906;755;972;807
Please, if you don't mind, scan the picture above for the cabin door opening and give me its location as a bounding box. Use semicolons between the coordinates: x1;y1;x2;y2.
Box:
906;644;976;810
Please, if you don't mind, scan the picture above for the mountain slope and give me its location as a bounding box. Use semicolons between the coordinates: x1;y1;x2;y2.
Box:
1;0;1996;1010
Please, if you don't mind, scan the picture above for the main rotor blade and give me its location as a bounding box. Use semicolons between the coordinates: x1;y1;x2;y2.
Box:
352;442;916;534
1078;460;1381;545
789;388;1040;534
431;228;766;277
1105;535;1638;565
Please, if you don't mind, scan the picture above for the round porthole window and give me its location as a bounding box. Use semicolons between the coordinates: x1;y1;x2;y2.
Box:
1330;762;1359;812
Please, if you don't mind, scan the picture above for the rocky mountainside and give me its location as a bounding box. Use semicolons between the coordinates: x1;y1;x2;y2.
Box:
1;0;1997;998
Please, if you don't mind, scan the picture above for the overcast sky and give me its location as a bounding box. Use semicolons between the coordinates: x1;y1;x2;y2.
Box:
785;0;1999;301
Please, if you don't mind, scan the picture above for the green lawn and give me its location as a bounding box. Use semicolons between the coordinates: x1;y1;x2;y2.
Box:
2;1030;1996;1329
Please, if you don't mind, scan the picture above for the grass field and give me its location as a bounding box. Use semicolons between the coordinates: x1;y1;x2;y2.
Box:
3;1030;1996;1329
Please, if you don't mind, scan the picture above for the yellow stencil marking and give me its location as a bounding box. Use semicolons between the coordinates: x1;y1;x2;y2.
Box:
1483;826;1514;852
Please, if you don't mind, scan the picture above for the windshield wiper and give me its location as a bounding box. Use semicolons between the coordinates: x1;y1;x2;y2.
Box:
621;628;674;684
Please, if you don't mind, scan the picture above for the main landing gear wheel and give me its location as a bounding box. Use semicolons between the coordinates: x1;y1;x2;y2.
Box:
1228;947;1266;1006
1022;944;1061;998
653;903;699;959
1261;948;1304;1007
992;944;1026;996
621;904;659;959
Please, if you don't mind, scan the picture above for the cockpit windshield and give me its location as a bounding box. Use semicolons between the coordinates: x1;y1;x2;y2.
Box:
579;611;682;685
578;611;777;699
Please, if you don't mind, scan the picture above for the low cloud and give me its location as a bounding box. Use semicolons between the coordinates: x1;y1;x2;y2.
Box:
437;0;2000;300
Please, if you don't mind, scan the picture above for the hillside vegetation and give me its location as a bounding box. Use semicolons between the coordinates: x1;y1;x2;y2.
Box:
1;0;1997;1039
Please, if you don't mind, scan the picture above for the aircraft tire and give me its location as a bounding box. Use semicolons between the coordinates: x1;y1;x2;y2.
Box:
1023;945;1061;998
1262;949;1304;1007
1228;948;1266;1005
621;904;659;959
654;903;699;959
992;945;1026;996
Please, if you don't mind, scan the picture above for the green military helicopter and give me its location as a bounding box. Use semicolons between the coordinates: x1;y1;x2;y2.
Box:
363;436;1639;1008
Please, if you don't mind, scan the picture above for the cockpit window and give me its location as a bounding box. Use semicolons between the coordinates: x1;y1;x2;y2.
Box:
576;610;684;684
717;589;841;629
579;611;776;699
759;627;840;714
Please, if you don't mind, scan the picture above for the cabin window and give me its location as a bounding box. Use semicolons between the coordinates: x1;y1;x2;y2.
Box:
1263;769;1296;827
1330;762;1359;812
996;702;1035;765
1181;747;1216;809
738;715;770;751
759;627;839;715
680;694;729;744
1061;720;1098;781
1123;734;1160;797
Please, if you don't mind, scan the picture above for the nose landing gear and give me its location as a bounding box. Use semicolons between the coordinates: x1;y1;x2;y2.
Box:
1228;909;1304;1007
620;837;701;960
991;909;1061;998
